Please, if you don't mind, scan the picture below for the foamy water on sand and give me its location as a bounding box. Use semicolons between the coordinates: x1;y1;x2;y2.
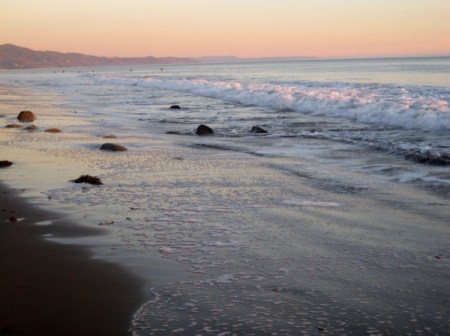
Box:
1;58;449;335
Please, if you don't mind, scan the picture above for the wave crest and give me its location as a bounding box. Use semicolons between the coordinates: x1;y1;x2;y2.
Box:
83;73;450;131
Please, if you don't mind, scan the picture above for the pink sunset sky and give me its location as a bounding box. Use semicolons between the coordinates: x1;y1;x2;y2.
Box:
1;0;449;58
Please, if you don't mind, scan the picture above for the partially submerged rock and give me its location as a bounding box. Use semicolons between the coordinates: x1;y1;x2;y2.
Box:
45;128;62;133
405;152;450;166
196;124;214;135
170;105;181;109
24;125;39;131
71;175;103;185
0;160;13;168
100;143;128;152
17;111;36;123
102;135;117;139
5;124;22;129
250;126;268;134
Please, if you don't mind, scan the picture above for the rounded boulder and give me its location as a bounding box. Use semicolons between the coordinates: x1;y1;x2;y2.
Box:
17;111;36;123
196;124;214;136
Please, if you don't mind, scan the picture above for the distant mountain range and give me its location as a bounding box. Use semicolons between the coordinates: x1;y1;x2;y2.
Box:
0;44;315;70
0;44;197;69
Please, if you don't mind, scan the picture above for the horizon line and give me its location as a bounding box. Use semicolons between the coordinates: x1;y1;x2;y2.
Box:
2;43;450;61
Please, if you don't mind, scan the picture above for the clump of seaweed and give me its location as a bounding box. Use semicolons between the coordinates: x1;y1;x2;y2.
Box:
0;160;13;168
71;175;103;185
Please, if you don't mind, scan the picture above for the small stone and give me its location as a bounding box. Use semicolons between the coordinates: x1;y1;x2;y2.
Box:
0;160;13;168
45;128;62;133
251;126;268;134
5;124;22;129
71;175;103;185
170;105;181;109
9;217;17;223
17;111;36;123
99;143;128;152
102;135;117;139
196;124;214;135
24;125;39;131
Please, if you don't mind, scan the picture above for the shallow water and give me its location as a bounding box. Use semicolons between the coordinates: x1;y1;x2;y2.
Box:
1;59;449;335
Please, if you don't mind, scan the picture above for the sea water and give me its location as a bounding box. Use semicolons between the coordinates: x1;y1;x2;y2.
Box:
1;57;450;335
3;57;449;190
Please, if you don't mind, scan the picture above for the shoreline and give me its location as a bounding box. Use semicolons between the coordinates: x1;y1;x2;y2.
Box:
1;66;449;334
0;181;144;335
0;83;146;335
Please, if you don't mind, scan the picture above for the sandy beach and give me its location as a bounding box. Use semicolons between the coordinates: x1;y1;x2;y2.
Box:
0;183;143;335
0;85;144;335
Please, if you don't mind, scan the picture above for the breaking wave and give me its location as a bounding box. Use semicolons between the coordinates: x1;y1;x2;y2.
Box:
82;73;450;131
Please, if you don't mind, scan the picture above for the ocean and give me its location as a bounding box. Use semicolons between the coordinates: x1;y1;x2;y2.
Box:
1;57;449;335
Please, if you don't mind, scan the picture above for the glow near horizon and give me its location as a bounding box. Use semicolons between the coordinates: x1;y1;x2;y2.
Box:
1;0;449;58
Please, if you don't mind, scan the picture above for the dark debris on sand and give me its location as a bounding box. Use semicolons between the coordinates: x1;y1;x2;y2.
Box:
0;161;13;168
71;175;103;185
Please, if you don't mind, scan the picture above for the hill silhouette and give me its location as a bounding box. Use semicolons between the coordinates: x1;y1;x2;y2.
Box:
0;44;196;69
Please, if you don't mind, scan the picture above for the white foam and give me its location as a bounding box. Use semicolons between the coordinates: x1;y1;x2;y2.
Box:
158;246;175;254
282;199;341;207
202;274;236;285
84;73;450;131
35;220;53;226
207;240;239;247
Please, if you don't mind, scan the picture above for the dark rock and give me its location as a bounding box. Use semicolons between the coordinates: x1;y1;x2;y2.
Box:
165;131;182;135
170;105;181;109
405;152;450;166
71;175;103;185
24;125;38;131
100;143;128;152
9;217;18;223
196;124;214;135
5;124;22;129
251;126;268;134
17;111;36;123
102;135;117;139
45;128;62;133
0;160;13;168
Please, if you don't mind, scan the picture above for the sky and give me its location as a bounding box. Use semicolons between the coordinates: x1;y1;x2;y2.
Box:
1;0;449;58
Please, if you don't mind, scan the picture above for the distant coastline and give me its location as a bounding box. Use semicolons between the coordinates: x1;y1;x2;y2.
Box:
0;44;316;70
1;44;448;70
0;44;197;70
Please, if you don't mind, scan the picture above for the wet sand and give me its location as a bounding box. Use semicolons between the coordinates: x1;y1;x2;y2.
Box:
0;83;142;335
0;183;143;335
